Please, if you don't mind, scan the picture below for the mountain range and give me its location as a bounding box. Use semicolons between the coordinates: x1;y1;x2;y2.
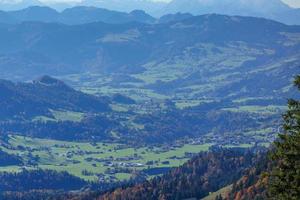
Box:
0;2;299;199
163;0;300;25
0;6;156;25
0;14;297;145
0;14;298;101
0;0;300;25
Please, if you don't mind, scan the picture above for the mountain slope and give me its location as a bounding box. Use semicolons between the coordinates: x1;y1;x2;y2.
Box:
0;11;17;24
0;75;110;120
0;169;87;192
9;6;60;23
158;12;194;23
98;148;264;200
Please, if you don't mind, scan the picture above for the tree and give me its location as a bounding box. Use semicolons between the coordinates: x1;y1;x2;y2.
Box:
269;75;300;199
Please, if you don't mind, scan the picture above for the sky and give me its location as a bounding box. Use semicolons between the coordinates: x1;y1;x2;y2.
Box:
282;0;300;7
36;0;300;8
1;0;300;8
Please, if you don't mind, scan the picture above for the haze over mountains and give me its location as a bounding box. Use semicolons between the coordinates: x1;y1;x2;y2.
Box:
0;14;298;98
0;6;156;24
0;0;300;25
165;0;300;25
0;13;296;145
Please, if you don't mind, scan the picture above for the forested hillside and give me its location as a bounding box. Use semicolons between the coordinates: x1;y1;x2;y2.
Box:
0;170;87;192
0;149;23;167
97;148;264;200
0;75;110;120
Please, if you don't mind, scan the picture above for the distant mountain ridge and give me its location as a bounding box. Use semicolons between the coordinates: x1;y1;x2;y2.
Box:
163;0;300;25
0;0;299;25
0;6;156;25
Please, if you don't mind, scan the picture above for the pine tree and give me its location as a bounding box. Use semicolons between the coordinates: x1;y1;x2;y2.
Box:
269;75;300;199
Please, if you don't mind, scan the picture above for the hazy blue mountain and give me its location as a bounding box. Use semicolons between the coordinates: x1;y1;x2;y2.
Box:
0;0;44;11
130;10;156;24
162;0;300;25
2;6;156;25
1;0;299;25
59;6;155;25
9;6;59;23
159;12;194;23
0;0;166;14
75;0;166;15
0;10;17;23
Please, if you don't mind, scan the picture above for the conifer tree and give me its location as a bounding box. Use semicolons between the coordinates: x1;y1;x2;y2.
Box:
269;75;300;199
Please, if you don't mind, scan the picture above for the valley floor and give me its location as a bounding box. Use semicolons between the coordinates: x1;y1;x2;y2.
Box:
0;135;255;183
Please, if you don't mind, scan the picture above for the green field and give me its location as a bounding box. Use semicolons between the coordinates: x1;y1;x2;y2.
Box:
1;136;212;182
33;110;84;122
202;185;233;200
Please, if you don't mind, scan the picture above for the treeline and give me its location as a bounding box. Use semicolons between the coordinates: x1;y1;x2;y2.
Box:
0;170;147;200
0;169;87;192
132;109;278;144
0;114;116;141
0;149;23;166
225;153;270;200
0;108;277;144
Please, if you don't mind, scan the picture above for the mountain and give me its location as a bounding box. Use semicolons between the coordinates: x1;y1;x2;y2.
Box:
0;14;297;145
59;7;155;25
0;14;298;100
0;0;300;25
0;75;110;120
129;10;156;24
158;12;194;23
162;0;300;25
0;10;17;23
9;6;60;23
0;76;118;141
75;0;166;15
2;6;156;25
0;0;160;12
